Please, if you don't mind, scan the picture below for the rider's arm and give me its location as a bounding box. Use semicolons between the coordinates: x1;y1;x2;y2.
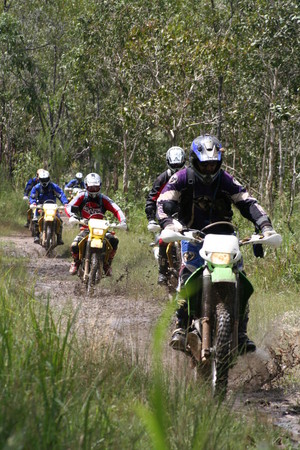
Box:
29;185;39;205
65;193;85;217
65;179;75;188
52;183;69;205
24;178;35;196
145;171;169;221
223;172;272;231
102;195;126;223
156;171;185;228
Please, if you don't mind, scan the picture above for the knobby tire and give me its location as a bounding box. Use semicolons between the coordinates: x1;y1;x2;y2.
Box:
88;252;103;294
46;224;52;251
211;303;233;397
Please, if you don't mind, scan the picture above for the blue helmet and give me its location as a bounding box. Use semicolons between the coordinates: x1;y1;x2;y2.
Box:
190;134;223;184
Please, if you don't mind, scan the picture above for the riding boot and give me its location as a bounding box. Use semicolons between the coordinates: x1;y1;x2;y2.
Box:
57;220;64;245
33;221;40;244
57;233;64;245
169;299;189;352
158;243;168;285
104;249;116;276
69;251;80;275
238;307;256;353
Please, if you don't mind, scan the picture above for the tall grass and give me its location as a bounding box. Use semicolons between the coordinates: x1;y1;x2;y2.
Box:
0;256;292;449
0;187;299;448
1;238;295;448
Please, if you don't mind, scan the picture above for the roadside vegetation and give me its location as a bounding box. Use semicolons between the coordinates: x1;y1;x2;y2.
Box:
0;187;299;448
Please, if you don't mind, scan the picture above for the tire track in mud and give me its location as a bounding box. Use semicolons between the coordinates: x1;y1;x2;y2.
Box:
1;231;300;446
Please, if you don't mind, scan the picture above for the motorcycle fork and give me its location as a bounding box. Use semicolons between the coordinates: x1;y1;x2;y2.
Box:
104;239;113;266
84;241;91;281
232;272;240;353
55;217;61;234
201;268;240;360
201;268;213;361
166;242;174;269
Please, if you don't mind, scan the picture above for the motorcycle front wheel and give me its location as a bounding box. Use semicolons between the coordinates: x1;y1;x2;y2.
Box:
87;252;103;294
46;224;53;250
211;302;233;398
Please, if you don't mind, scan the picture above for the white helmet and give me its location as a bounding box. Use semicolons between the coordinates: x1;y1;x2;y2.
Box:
36;168;44;178
76;172;83;180
39;170;50;188
84;173;101;197
166;147;186;173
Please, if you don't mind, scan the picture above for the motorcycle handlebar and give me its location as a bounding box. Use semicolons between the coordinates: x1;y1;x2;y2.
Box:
160;227;282;248
30;203;65;210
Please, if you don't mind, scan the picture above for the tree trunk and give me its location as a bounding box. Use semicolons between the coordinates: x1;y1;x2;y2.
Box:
265;115;275;211
113;152;119;192
278;129;284;200
259;112;269;202
217;75;223;140
287;146;298;231
265;69;278;211
122;129;128;194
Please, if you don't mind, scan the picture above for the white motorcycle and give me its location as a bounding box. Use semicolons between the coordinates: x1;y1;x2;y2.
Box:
161;221;282;396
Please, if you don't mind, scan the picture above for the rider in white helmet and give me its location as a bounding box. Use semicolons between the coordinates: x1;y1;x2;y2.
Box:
29;170;68;245
145;146;186;285
66;173;127;276
23;168;44;227
65;172;85;189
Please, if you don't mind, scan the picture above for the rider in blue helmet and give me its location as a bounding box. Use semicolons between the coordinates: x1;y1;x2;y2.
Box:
157;134;277;354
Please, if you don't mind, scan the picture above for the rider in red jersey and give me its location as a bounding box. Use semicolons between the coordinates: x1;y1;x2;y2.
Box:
66;172;127;276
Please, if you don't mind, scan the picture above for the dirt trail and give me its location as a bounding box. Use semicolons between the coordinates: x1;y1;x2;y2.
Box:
1;230;300;446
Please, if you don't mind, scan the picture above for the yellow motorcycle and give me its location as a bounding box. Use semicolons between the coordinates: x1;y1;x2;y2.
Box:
31;201;65;256
70;216;126;294
64;187;86;203
148;221;181;294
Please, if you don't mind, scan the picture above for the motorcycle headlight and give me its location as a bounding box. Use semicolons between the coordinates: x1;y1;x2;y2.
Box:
92;228;103;236
211;252;231;265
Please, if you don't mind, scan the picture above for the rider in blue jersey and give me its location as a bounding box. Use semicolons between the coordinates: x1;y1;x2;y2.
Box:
23;168;44;227
65;172;85;189
30;170;68;245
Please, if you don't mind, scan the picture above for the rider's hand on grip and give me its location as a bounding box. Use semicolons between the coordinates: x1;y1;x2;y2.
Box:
147;220;160;233
69;216;79;224
261;226;276;238
118;221;128;230
165;219;183;232
23;195;28;200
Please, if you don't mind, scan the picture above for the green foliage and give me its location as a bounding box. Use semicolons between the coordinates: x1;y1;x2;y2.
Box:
0;0;298;206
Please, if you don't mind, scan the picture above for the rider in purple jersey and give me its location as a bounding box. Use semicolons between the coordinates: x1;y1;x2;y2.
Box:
157;134;277;353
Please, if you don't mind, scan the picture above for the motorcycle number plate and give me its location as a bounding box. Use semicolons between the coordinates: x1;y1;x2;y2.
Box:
90;240;103;249
44;215;55;221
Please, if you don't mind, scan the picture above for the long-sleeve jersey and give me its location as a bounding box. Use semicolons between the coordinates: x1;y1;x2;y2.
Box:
65;179;85;189
157;167;272;231
30;182;69;206
65;191;126;225
145;169;173;221
24;176;39;196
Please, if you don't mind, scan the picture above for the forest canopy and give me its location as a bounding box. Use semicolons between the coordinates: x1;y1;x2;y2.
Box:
0;0;299;213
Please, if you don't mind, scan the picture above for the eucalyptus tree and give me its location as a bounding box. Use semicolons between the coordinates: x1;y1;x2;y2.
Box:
0;11;37;179
230;0;300;210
